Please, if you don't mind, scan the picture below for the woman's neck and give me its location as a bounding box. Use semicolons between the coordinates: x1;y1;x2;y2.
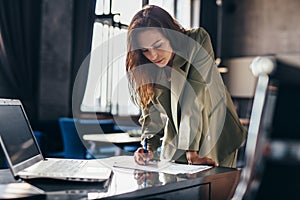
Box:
166;53;175;67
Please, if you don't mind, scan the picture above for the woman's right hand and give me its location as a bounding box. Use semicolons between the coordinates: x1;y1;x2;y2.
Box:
134;147;153;165
186;151;218;166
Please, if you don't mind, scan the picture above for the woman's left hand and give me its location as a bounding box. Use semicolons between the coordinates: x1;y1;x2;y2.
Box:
186;151;218;166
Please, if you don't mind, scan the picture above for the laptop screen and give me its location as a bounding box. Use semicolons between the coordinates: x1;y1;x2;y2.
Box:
0;105;40;166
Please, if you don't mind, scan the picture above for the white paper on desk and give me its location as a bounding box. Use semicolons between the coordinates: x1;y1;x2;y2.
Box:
161;163;212;175
112;156;212;175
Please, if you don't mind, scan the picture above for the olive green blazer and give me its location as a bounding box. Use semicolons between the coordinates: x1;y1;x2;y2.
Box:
139;28;247;166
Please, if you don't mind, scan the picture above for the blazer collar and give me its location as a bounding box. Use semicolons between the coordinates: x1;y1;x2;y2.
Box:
170;53;188;133
172;50;188;72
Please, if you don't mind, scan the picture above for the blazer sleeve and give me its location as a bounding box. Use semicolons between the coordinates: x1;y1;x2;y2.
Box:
139;102;164;151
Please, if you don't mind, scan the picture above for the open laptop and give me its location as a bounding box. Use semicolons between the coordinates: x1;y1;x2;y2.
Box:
0;98;112;182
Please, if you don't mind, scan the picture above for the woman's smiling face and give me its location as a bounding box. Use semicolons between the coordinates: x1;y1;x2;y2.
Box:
137;29;173;67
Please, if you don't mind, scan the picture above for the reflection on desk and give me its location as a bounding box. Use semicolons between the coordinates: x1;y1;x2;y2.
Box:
0;182;45;199
97;164;240;200
0;156;241;200
0;169;45;199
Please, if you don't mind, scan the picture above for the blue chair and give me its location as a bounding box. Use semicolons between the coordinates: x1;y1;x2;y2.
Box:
33;131;44;148
47;118;88;159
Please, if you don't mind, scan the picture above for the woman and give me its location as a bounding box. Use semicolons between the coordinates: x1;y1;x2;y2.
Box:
126;5;246;167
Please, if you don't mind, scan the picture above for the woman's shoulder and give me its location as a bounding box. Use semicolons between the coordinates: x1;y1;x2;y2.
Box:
186;27;210;43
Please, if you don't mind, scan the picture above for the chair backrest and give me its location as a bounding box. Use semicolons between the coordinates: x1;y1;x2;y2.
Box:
76;119;116;133
233;56;300;200
58;117;86;159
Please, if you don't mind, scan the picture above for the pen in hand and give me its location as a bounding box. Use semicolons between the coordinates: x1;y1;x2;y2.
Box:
143;139;148;165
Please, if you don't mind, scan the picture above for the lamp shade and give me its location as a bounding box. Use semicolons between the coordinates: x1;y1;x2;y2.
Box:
223;57;258;98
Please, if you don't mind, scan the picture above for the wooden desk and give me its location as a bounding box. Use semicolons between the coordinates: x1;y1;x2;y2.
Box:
0;162;241;200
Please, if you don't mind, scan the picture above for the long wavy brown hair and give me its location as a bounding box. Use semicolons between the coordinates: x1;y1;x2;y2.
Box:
126;5;186;109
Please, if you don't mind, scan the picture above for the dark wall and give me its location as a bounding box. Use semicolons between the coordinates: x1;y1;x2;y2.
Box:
33;0;73;153
200;0;300;122
200;0;218;55
38;0;95;122
36;0;95;153
38;0;73;121
222;0;300;58
201;0;300;59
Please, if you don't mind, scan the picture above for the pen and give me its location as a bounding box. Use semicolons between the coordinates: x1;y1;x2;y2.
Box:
143;138;148;165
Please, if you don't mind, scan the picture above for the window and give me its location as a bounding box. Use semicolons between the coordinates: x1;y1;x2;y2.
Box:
81;0;199;116
81;0;142;116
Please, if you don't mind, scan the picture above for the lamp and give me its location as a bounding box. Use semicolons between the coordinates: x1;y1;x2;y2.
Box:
222;57;258;98
215;0;228;74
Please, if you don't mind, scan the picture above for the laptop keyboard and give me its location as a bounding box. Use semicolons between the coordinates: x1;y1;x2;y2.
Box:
35;159;88;176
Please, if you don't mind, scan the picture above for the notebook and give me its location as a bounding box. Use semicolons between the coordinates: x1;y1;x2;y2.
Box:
0;98;112;182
